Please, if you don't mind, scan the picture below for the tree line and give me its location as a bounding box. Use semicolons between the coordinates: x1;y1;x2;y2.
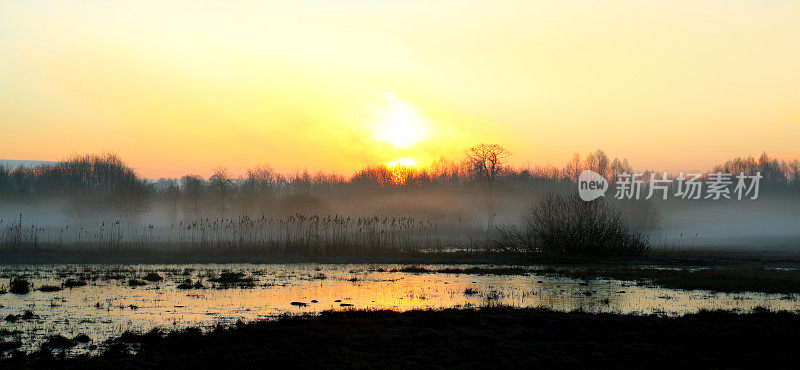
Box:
1;149;799;223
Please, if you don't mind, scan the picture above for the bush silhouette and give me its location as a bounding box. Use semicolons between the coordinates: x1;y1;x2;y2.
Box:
507;193;650;256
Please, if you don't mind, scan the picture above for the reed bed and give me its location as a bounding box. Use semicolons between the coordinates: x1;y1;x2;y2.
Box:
0;214;462;255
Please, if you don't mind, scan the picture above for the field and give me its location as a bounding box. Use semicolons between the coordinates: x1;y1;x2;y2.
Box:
4;306;799;368
2;251;800;362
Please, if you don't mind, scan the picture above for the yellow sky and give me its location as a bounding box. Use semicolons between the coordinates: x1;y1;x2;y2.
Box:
1;0;799;178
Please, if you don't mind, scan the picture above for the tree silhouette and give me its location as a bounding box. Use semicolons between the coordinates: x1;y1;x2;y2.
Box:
181;175;204;217
466;143;511;232
209;167;233;217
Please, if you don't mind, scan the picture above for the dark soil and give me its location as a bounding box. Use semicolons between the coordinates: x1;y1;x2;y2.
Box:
3;307;799;369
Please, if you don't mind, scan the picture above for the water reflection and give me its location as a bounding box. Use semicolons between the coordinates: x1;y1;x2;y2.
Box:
1;263;798;355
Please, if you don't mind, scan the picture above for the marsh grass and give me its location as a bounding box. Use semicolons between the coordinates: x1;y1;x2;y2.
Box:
9;277;30;294
21;310;36;320
1;213;456;256
127;279;147;287
0;340;22;352
208;272;256;288
176;279;203;289
41;335;76;350
142;272;163;282
62;279;87;288
37;285;62;292
541;265;800;294
391;265;530;275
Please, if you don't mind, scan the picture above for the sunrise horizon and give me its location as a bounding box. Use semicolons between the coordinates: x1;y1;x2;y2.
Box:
2;1;800;367
2;144;798;180
3;1;800;179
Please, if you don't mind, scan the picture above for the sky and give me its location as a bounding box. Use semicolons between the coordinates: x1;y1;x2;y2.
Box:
1;0;799;178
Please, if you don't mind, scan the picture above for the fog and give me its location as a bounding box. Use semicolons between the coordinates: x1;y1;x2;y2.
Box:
1;151;799;255
657;197;800;251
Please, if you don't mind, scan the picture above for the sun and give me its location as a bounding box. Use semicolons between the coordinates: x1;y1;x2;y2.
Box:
387;157;417;168
386;157;418;185
370;94;430;149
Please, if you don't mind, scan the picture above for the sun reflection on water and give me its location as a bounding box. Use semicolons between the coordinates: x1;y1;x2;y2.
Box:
1;263;798;356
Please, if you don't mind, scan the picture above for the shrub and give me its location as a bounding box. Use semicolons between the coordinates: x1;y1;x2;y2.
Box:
503;193;650;256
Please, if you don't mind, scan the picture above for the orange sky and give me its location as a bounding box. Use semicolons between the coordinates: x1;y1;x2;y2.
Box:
1;0;799;178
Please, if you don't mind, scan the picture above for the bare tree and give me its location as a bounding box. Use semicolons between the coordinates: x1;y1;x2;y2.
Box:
466;143;511;232
209;167;233;217
567;153;581;181
584;150;609;178
181;175;204;217
609;157;632;184
156;179;181;223
241;165;279;214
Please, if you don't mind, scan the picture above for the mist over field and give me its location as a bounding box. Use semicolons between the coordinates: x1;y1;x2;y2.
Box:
2;150;798;254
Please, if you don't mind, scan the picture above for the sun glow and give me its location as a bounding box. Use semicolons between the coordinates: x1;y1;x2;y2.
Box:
386;157;418;185
370;94;430;149
387;157;417;169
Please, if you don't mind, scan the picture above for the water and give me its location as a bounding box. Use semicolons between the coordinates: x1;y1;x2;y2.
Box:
1;263;799;356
